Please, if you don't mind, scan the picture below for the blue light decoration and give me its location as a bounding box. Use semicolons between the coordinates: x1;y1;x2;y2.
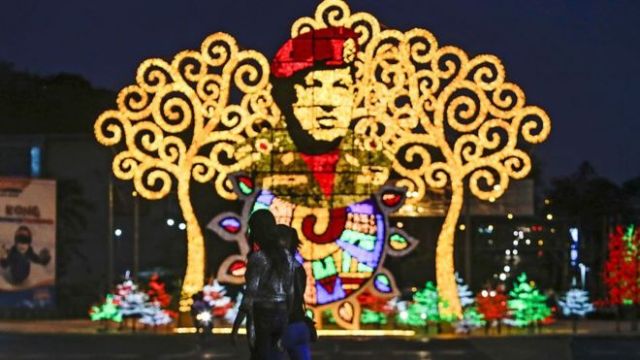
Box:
30;146;41;177
569;227;579;267
209;182;417;329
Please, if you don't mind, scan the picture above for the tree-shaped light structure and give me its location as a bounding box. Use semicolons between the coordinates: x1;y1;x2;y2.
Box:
559;288;594;317
203;280;234;318
604;225;639;306
140;301;174;327
116;276;148;319
456;272;475;308
454;273;485;333
476;288;508;324
94;34;279;311
95;0;550;318
507;273;551;327
146;273;172;309
398;281;445;327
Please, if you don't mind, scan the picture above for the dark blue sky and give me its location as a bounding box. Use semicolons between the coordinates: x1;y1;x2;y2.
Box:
1;0;638;183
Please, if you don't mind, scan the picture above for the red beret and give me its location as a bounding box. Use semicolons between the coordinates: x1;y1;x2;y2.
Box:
271;27;359;79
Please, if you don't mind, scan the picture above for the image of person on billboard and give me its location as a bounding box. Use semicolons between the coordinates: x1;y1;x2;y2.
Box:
0;225;51;285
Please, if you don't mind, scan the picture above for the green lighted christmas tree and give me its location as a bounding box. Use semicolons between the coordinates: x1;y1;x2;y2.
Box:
456;306;486;333
90;294;123;323
507;273;551;327
398;281;445;327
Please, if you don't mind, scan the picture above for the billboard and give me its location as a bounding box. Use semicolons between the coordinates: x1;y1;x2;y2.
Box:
0;178;56;308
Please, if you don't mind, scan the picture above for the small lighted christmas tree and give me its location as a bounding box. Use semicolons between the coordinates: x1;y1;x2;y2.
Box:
604;226;639;306
507;273;551;327
559;288;594;317
115;273;148;320
559;286;594;333
398;281;445;328
203;280;234;319
476;289;508;321
146;273;172;308
90;294;123;323
456;272;475;308
453;273;484;333
139;301;174;327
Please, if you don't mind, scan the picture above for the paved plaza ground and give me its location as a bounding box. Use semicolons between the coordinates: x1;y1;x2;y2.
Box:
0;319;639;359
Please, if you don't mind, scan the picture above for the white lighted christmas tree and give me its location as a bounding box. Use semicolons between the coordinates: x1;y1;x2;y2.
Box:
454;273;485;333
456;273;475;308
559;288;594;317
203;280;234;319
115;273;148;319
139;301;174;326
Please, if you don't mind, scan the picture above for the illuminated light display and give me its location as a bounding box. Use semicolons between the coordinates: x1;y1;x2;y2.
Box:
559;287;594;318
90;294;123;323
95;0;550;318
603;225;640;306
174;327;415;337
476;287;508;324
507;273;551;327
283;0;550;319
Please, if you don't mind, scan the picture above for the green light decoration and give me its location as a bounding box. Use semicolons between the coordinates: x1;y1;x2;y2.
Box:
389;233;409;252
397;281;454;327
507;273;551;327
361;309;388;325
90;294;123;323
455;306;486;334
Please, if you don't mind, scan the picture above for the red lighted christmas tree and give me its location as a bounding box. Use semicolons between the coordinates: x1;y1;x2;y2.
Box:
603;226;639;306
147;273;172;308
146;273;176;319
476;288;508;322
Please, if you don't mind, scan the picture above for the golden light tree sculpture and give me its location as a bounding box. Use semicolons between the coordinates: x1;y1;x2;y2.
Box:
94;33;279;311
290;0;551;318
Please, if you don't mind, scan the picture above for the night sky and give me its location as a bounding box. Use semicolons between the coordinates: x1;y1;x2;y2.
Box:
1;0;639;183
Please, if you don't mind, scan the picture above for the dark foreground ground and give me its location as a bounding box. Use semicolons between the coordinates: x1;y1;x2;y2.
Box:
0;333;639;360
